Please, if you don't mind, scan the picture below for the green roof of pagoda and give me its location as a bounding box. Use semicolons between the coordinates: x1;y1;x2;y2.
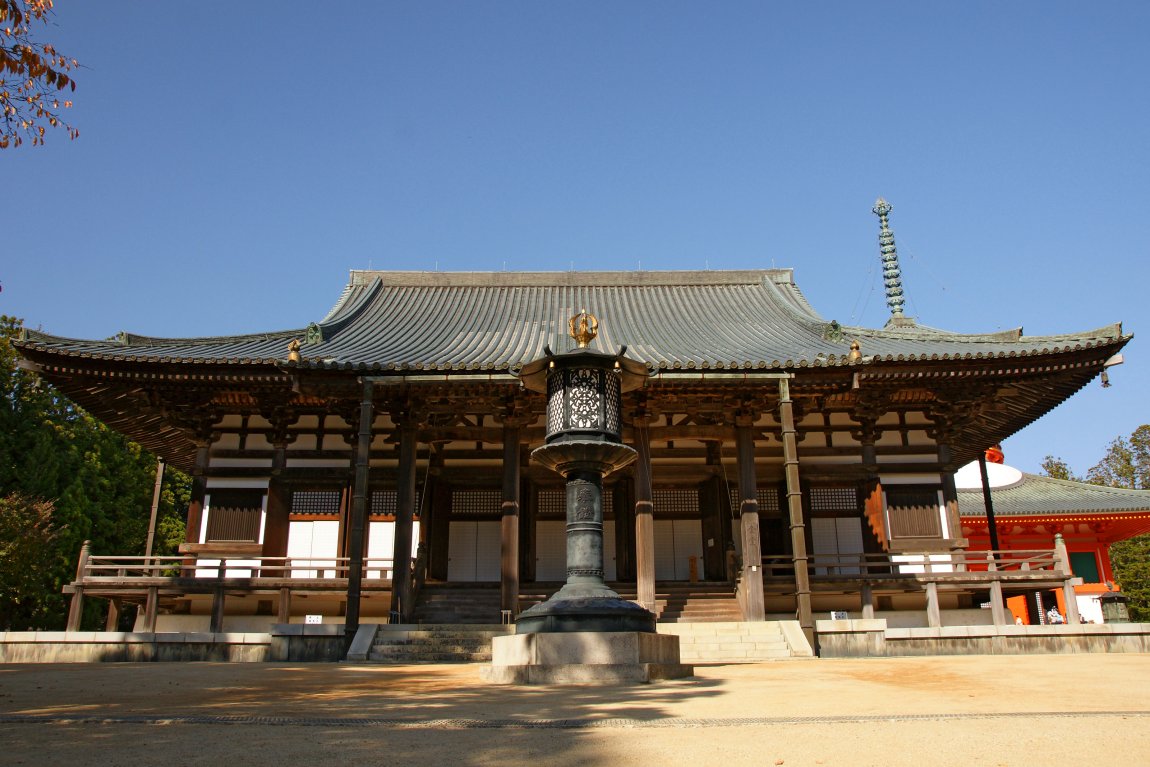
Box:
959;473;1150;517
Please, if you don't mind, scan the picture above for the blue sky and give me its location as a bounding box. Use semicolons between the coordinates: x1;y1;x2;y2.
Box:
4;2;1148;476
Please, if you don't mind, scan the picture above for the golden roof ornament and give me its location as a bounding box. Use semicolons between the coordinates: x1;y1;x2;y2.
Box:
287;338;302;363
848;340;862;362
569;310;599;348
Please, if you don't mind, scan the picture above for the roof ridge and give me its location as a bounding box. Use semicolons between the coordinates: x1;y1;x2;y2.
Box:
346;269;794;288
17;327;305;348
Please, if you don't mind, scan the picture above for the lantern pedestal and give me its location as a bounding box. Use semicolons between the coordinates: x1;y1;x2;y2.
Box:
515;441;656;634
483;631;690;685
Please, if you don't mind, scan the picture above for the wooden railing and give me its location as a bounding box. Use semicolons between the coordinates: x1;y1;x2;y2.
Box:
762;548;1067;580
79;555;398;582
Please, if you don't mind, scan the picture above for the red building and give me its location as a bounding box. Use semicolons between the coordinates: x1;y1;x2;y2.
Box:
957;460;1150;623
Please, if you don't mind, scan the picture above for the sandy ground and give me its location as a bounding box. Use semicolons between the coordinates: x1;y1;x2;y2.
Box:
1;654;1148;766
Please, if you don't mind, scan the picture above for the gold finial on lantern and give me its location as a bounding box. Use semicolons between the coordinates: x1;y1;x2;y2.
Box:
569;310;599;348
287;338;302;363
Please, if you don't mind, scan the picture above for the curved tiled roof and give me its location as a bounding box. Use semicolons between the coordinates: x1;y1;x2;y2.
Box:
958;473;1150;517
16;269;1128;374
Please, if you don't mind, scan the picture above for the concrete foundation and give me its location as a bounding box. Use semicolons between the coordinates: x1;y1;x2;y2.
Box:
483;631;692;684
817;618;1150;657
0;624;346;663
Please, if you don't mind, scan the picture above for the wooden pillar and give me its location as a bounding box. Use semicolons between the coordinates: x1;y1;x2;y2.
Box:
184;444;210;547
261;447;291;570
614;477;636;581
778;378;813;644
105;598;122;632
987;552;1006;627
633;420;656;613
143;587;159;633
735;418;765;621
278;586;291;624
428;475;451;581
925;581;941;628
860;584;875;619
345;379;374;640
978;454;1002;553
1055;533;1081;624
500;423;521;618
144;459;165;561
941;470;961;543
66;540;91;632
209;589;225;633
391;422;417;621
701;442;733;581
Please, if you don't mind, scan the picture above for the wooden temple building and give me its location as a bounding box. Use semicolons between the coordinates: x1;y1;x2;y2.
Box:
12;203;1132;649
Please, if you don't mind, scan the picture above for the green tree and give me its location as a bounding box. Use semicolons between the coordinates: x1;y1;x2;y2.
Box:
0;316;188;629
1110;534;1150;622
1040;455;1079;482
1085;425;1150;490
0;493;62;629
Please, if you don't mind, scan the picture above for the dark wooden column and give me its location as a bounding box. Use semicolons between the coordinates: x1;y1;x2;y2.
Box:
614;476;636;581
778;378;814;646
735;415;765;621
520;481;537;583
184;443;211;549
633;418;656;612
702;441;733;581
391;418;418;621
500;422;522;618
345;379;374;642
261;445;291;571
941;468;962;543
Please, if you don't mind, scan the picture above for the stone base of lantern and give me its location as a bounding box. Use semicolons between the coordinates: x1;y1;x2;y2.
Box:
514;591;657;634
482;630;691;685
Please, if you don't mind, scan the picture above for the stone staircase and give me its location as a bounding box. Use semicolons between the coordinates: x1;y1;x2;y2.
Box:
413;584;504;624
385;581;807;664
653;583;744;623
367;624;511;663
658;621;807;663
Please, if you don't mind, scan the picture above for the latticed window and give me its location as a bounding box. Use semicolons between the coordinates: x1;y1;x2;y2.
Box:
538;489;565;519
206;489;264;542
728;485;781;515
886;486;943;538
291;490;341;516
452;489;502;517
371;489;422;518
809;486;858;515
653;488;697;518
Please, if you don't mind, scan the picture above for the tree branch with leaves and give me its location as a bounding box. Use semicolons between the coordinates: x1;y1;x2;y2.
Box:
0;0;78;148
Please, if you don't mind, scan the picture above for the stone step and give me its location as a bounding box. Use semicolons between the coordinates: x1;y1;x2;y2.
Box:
367;651;492;663
365;624;511;664
657;621;799;663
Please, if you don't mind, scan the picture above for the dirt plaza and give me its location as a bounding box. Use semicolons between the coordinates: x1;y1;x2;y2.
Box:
1;654;1148;766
